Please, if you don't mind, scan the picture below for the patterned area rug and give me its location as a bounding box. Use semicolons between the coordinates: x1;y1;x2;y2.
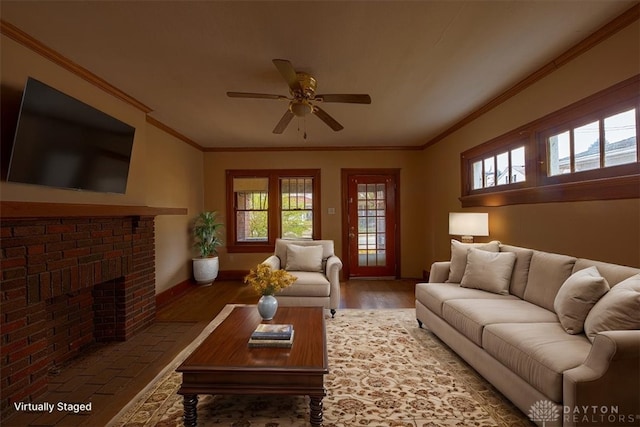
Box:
109;306;532;427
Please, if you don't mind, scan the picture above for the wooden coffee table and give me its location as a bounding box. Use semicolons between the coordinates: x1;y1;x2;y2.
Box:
176;305;328;426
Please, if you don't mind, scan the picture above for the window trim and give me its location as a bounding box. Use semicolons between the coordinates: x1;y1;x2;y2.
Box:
460;75;640;207
537;100;640;187
225;169;321;253
461;130;533;196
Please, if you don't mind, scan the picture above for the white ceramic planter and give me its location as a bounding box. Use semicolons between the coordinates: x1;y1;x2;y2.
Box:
192;256;219;285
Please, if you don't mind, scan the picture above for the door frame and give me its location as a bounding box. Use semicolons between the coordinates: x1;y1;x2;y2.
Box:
341;168;401;279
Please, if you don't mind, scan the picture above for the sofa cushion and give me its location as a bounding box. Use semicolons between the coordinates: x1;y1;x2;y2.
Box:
275;239;335;270
415;282;517;317
499;244;534;298
554;266;609;334
584;274;640;342
441;299;559;346
483;323;591;403
285;244;323;272
461;248;516;295
447;239;500;283
524;251;577;312
573;258;640;287
276;271;330;297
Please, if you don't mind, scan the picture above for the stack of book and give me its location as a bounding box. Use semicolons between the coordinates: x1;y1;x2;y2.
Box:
248;324;294;348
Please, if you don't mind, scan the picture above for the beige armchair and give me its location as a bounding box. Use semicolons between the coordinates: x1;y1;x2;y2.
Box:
263;238;342;317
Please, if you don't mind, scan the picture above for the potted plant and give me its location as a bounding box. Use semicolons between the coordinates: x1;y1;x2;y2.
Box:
192;211;223;285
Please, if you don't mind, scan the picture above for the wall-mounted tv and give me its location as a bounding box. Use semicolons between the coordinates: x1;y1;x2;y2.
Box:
7;77;136;194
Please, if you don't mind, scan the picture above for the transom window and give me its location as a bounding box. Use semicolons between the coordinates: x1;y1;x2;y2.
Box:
226;169;320;252
471;146;526;190
546;108;637;176
460;76;639;207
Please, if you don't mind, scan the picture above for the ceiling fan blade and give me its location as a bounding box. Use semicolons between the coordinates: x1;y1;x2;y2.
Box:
273;109;294;134
227;92;287;100
316;94;372;104
313;106;344;131
272;59;301;93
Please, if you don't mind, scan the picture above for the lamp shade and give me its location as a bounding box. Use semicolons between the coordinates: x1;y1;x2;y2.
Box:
449;213;489;237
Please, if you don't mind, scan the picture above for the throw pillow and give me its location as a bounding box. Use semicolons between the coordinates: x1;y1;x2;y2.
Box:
584;274;640;342
447;239;500;283
285;244;323;272
460;248;516;295
553;266;609;335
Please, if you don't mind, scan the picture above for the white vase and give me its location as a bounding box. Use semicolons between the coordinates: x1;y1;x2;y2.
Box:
257;295;278;320
192;256;219;286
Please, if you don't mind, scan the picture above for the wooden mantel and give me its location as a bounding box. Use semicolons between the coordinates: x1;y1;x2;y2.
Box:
0;201;187;218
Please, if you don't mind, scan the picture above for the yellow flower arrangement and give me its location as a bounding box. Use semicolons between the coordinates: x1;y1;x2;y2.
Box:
244;263;297;296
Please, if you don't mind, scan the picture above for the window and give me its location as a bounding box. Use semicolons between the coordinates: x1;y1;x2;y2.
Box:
280;177;314;239
545;108;637;178
234;177;269;242
471;146;526;190
460;76;639;207
226;169;320;252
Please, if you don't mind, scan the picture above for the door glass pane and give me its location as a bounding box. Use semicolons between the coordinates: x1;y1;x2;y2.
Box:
573;120;600;172
604;109;637;167
548;131;570;176
357;182;386;267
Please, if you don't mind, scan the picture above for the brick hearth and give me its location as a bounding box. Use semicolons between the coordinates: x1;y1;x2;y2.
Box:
0;214;156;417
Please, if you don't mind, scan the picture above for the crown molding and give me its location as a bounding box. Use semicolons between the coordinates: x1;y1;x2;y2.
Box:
204;144;423;153
1;20;153;114
420;3;640;150
146;116;204;151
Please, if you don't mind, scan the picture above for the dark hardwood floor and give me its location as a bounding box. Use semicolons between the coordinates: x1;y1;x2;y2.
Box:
3;279;417;426
157;278;418;322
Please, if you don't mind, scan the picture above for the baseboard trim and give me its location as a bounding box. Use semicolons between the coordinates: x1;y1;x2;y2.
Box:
217;270;249;281
155;279;194;309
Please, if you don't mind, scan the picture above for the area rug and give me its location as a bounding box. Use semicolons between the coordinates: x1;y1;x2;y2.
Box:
109;306;532;427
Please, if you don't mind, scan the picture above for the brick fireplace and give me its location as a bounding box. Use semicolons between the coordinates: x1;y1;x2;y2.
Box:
0;202;182;417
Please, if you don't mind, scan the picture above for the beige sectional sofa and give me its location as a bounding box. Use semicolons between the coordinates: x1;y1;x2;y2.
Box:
415;241;640;427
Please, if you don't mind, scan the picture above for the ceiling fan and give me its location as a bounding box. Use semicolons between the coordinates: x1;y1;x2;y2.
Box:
227;59;371;135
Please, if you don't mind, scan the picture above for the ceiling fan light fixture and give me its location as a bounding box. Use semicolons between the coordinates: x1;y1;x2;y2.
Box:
289;100;313;117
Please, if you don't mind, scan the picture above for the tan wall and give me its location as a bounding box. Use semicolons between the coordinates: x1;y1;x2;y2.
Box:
421;21;640;268
144;125;204;294
203;150;426;278
0;34;205;294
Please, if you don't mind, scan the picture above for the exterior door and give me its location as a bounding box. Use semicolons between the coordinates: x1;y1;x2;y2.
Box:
342;169;400;278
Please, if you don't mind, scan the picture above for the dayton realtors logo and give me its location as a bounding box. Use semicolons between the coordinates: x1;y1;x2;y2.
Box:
529;400;640;425
529;400;560;426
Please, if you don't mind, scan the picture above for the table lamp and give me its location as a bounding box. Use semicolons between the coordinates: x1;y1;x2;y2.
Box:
449;212;489;243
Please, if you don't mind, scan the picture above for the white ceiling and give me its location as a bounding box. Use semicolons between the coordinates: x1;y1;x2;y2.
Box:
1;1;636;149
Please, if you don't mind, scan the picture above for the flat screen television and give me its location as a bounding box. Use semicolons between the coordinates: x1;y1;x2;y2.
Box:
7;77;136;194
